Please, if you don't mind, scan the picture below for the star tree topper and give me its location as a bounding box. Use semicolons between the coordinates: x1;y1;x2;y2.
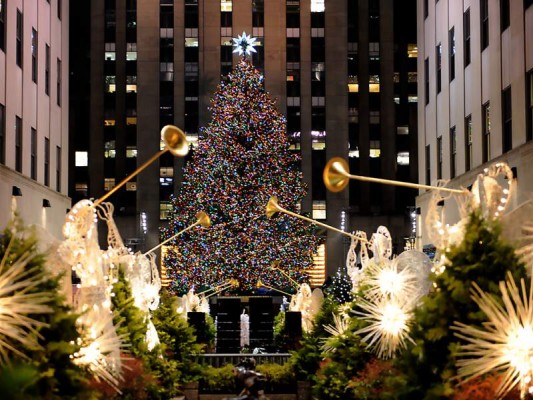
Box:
232;32;258;56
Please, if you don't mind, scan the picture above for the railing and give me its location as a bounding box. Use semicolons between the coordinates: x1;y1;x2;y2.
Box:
194;353;292;368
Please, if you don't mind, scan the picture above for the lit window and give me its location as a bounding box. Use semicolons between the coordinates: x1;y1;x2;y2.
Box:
221;0;232;12
160;201;173;220
287;97;300;107
397;126;409;135
75;151;88;167
408;96;418;103
370;110;380;124
104;140;116;158
127;117;137;125
287;28;300;38
349;148;360;158
160;28;173;39
311;28;324;37
408;72;417;83
311;0;325;12
393;72;400;83
252;27;264;37
312;130;326;149
397;151;410;166
75;183;88;194
105;75;116;93
185;37;198;47
160;62;174;81
126;182;137;191
348;107;358;123
105;42;116;61
160;167;173;177
126;75;137;93
186;133;199;147
104;119;116;126
312;97;325;106
104;178;116;191
312;200;326;220
126;146;137;158
407;44;418;58
126;42;137;60
370;140;381;158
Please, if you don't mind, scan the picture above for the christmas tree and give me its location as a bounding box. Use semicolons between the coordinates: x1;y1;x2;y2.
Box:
163;40;317;293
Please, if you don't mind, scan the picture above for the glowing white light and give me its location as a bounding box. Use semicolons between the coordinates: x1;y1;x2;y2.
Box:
321;313;351;354
232;32;258;56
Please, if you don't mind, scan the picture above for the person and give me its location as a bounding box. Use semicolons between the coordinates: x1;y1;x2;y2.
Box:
223;358;266;400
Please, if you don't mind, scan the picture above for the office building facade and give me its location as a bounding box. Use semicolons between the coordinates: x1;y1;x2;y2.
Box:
0;0;69;239
70;0;418;276
416;0;533;246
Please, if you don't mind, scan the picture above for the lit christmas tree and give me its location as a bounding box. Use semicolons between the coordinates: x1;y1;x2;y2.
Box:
162;35;318;294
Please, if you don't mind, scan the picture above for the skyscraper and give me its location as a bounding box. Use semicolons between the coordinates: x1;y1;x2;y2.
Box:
0;0;69;238
416;0;533;246
70;0;418;277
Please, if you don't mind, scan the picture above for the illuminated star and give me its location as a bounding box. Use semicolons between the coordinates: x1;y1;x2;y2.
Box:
321;312;351;354
232;32;258;56
453;272;533;399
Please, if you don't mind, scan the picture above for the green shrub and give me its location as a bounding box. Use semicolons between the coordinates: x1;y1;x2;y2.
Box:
256;362;295;393
198;364;237;394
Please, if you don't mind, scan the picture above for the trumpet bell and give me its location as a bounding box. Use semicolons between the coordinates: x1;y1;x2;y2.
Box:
162;125;189;157
270;261;280;270
196;211;211;228
266;196;280;218
323;157;350;192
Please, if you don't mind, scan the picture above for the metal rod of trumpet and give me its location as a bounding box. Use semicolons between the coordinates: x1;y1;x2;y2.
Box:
257;280;293;297
323;157;466;195
267;196;360;240
270;261;300;288
205;283;233;298
144;221;200;256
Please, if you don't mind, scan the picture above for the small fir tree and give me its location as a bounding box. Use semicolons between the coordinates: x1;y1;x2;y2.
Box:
393;210;527;399
0;221;97;399
162;58;318;293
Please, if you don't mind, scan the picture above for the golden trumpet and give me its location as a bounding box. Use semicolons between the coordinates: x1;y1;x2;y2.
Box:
256;279;293;297
323;157;466;194
144;211;211;255
203;279;239;298
266;196;358;239
94;125;189;207
270;261;300;288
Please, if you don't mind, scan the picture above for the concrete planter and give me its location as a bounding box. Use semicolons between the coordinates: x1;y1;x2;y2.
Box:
182;382;200;400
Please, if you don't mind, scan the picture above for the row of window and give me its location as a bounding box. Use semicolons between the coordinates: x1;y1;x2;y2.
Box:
1;8;62;105
0;105;61;190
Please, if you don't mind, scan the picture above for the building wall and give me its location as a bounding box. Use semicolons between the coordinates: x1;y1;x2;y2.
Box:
0;0;70;239
416;0;533;246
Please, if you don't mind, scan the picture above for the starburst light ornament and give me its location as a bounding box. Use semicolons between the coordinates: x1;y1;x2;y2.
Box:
232;32;258;56
354;296;415;359
453;272;533;399
0;240;52;364
321;312;351;354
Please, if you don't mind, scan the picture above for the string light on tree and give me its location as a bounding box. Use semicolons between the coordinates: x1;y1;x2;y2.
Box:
162;56;317;293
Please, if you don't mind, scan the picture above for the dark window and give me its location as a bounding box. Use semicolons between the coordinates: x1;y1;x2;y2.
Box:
57;58;62;106
526;0;533;9
436;44;442;93
425;144;431;185
526;70;533;140
424;0;428;18
16;9;22;67
450;126;456;178
0;104;4;164
449;27;455;81
45;44;50;95
58;0;62;19
56;146;61;191
481;0;489;50
31;128;37;179
221;12;232;27
0;0;5;51
501;0;510;31
437;136;443;179
482;102;491;162
424;57;430;105
44;137;50;186
15;116;22;173
464;9;471;66
502;86;512;152
32;28;38;83
465;115;472;171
